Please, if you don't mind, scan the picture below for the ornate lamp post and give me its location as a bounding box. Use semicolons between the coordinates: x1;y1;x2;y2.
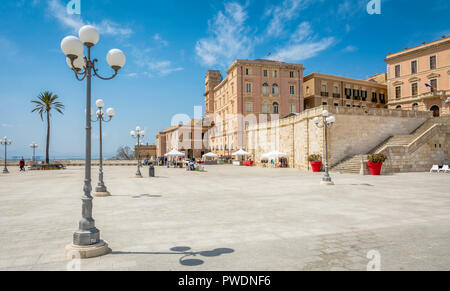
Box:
1;137;12;174
313;110;336;186
130;127;145;178
92;99;115;197
30;142;38;168
61;25;126;258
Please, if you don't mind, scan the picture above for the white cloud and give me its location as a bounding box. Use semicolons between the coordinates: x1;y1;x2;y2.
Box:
342;45;358;53
147;61;184;77
195;2;253;67
269;37;335;62
153;34;169;47
1;124;13;128
266;0;313;37
47;0;132;37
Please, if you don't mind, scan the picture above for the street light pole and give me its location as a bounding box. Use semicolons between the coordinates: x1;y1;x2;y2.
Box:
61;25;126;259
131;127;145;178
313;110;336;186
92;100;115;197
1;137;12;174
30;142;38;168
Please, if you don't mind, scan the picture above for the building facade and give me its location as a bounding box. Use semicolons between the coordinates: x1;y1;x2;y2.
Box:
303;73;388;110
385;36;450;117
134;145;157;160
156;120;211;160
205;59;304;156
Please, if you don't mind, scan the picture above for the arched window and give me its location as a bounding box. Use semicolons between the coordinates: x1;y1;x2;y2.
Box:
262;83;269;96
262;102;269;113
412;103;419;111
273;102;279;114
430;105;440;117
272;84;279;95
396;105;402;110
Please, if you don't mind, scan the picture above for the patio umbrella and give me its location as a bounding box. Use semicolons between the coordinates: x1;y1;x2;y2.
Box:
231;149;250;156
164;149;185;157
202;152;218;158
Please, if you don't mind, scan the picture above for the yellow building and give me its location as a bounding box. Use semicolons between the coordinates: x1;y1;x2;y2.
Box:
385;36;450;116
303;73;387;109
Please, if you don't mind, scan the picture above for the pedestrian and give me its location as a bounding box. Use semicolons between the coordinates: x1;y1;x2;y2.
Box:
19;157;25;172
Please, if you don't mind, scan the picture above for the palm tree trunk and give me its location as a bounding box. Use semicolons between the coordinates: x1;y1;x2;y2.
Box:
46;111;50;164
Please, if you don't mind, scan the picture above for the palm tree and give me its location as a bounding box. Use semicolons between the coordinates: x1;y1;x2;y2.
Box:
31;91;64;164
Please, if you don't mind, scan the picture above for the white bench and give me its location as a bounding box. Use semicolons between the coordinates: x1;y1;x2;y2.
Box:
430;165;439;173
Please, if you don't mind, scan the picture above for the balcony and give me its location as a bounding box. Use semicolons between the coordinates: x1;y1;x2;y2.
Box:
320;92;329;97
332;93;340;98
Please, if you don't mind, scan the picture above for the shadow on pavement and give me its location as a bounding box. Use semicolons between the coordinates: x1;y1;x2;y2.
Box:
111;246;234;266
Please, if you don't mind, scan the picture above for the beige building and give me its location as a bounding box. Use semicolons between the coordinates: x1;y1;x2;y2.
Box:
385;36;450;116
205;59;304;156
156;119;211;160
303;73;388;110
134;145;156;160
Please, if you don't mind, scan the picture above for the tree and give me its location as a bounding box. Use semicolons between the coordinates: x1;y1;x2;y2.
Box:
115;146;134;160
31;91;64;164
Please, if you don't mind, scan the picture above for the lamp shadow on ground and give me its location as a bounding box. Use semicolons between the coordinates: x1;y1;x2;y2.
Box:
111;246;234;266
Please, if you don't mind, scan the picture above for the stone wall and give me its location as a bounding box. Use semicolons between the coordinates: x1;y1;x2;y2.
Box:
246;106;432;171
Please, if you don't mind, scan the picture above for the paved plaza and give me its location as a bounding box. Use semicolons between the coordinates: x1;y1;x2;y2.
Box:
0;165;449;271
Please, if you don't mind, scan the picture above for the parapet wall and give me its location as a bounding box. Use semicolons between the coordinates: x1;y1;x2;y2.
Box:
246;106;432;170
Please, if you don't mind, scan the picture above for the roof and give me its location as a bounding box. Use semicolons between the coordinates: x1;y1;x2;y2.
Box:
304;73;387;88
385;36;450;61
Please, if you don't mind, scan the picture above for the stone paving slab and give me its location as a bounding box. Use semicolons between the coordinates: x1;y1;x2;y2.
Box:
0;165;449;271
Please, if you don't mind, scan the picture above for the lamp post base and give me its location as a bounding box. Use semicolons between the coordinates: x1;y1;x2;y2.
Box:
65;240;111;260
92;190;111;197
2;168;9;174
134;174;143;178
320;180;335;186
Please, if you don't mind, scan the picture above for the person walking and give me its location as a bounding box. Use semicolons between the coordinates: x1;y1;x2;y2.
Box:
19;157;25;172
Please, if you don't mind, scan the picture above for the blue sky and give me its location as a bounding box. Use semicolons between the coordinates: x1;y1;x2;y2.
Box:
0;0;449;159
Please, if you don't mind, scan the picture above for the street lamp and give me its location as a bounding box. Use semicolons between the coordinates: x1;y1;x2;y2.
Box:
131;127;145;178
1;137;12;174
30;142;38;168
61;25;126;258
313;110;336;186
92;99;115;197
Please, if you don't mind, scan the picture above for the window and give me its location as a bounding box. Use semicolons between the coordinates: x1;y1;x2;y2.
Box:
273;102;279;114
430;56;437;70
272;84;279;95
411;60;417;74
245;68;250;75
430;79;437;92
333;86;339;94
306;86;310;95
262;83;269;96
361;91;367;101
412;103;419;111
263;70;268;77
246;83;252;93
246;103;252;113
395;65;401;78
322;102;328;105
396;105;402;110
345;88;351;99
262;102;269;113
321;85;327;92
372;92;377;103
290;85;295;95
380;93;386;104
411;83;418;96
334;103;339;107
290;71;294;78
290;104;296;113
273;70;278;78
395;86;401;99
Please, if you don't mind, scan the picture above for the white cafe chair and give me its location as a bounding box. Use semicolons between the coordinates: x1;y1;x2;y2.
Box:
430;165;440;173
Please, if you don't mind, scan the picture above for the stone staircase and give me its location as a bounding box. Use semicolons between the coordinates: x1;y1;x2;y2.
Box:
331;116;450;174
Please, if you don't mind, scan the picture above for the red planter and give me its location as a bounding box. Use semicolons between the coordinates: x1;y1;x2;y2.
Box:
310;161;322;172
367;162;383;176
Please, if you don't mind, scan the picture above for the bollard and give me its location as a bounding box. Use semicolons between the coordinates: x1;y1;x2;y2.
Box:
149;163;155;177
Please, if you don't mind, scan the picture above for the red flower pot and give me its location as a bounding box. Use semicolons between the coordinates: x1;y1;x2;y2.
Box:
310;161;322;172
367;162;383;176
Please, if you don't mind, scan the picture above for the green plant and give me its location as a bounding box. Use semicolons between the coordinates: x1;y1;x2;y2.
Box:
367;154;387;163
31;91;64;164
308;154;322;162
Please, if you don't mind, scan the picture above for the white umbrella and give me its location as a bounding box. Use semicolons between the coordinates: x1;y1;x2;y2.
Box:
231;149;250;156
203;152;218;158
164;149;185;157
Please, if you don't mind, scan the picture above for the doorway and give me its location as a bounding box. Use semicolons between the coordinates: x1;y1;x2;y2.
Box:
430;105;440;117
